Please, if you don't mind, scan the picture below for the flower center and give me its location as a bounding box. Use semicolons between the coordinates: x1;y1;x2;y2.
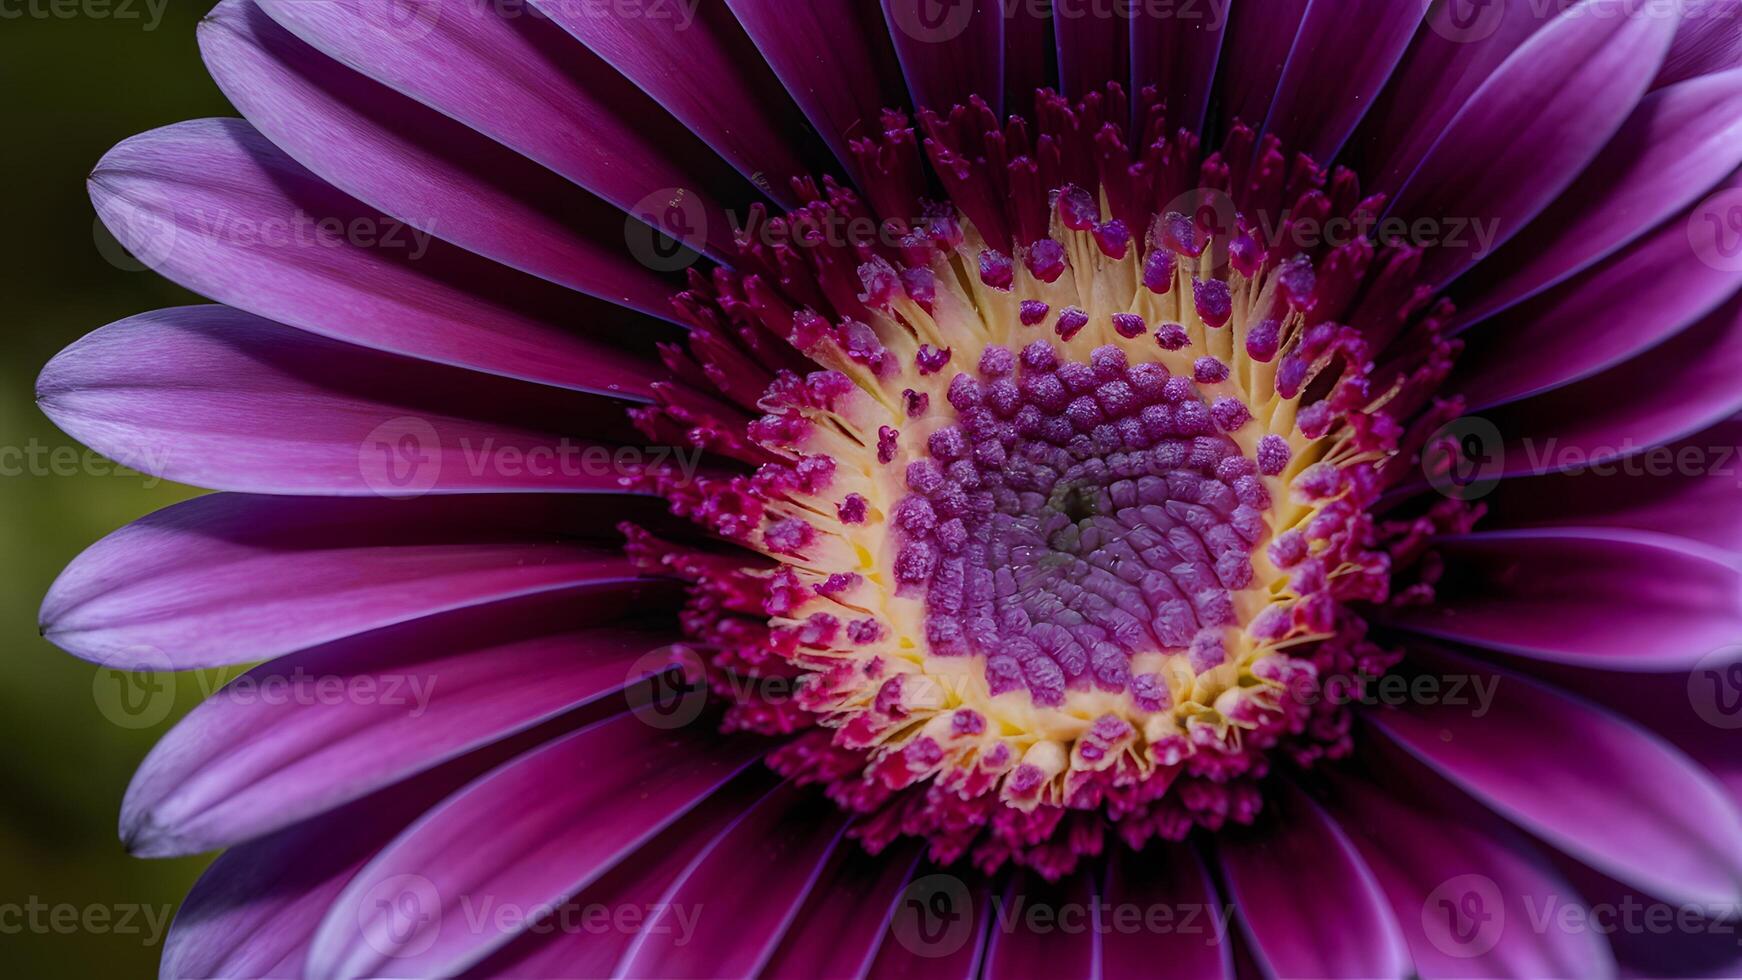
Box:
635;84;1463;876
900;343;1266;709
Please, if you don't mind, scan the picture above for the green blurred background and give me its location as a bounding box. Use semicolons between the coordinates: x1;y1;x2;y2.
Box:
2;4;237;974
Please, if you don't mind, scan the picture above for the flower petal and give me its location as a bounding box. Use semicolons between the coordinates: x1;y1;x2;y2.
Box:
1262;0;1428;163
461;769;781;978
1053;2;1126;99
865;868;994;980
881;0;1005;113
197;0;679;316
39;491;658;670
37;306;653;496
1215;0;1311;130
1327;744;1617;979
161;715;584;980
1657;0;1742;86
1482;417;1742;555
255;0;756;257
1217;780;1412;979
121;591;682;857
762;842;924;979
534;0;827;196
1368;645;1742;908
307;714;768;978
982;872;1102;980
724;0;910;173
612;781;853;978
1452;172;1742;409
1130;6;1226;135
1487;295;1742;477
1390;0;1678;287
1102;845;1233;980
89;121;670;398
1455;66;1742;326
1351;0;1561;195
1384;528;1742;669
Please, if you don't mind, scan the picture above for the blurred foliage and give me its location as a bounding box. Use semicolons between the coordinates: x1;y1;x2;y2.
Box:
1;4;242;974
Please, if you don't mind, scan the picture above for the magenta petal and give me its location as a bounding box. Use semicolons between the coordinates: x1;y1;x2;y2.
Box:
197;0;678;317
762;842;923;979
121;591;682;857
161;716;583;979
39;491;651;670
1390;0;1678;287
1261;0;1426;163
1053;4;1126;99
1456;66;1742;326
1130;9;1226;135
89;122;670;398
1218;780;1411;979
1487;295;1742;476
1352;0;1559;195
1102;845;1233;980
37;307;652;496
1483;418;1742;560
307;714;767;978
1386;528;1742;669
1657;0;1742;86
1327;747;1616;979
463;770;781;979
1215;0;1311;130
1370;646;1742;908
613;781;852;978
255;0;754;257
1453;171;1742;408
725;0;910;173
881;0;1004;113
865;867;994;980
983;872;1102;980
535;0;826;197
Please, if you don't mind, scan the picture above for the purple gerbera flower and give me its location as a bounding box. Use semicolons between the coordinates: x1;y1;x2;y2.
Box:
38;0;1742;975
